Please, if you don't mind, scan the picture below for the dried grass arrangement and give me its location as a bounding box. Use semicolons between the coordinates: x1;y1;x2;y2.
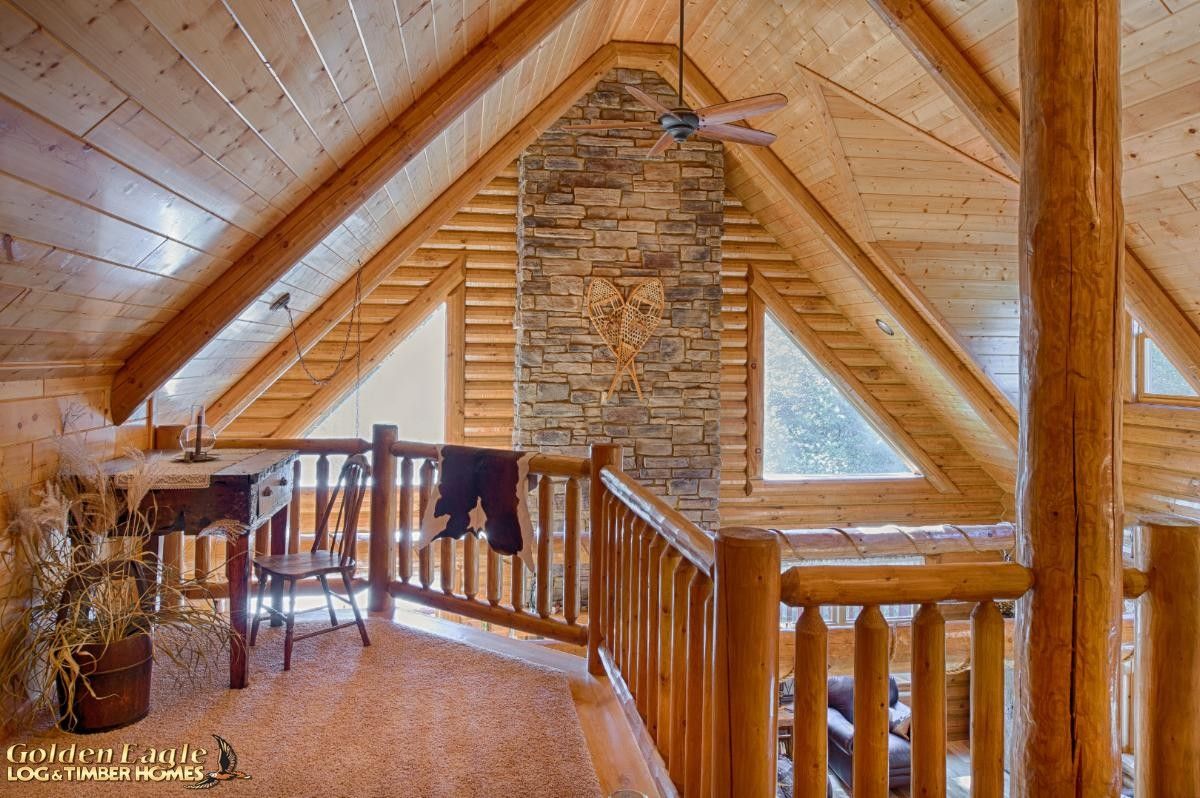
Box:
0;440;231;733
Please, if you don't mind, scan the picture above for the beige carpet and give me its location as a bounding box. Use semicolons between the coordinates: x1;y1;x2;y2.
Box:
10;618;602;797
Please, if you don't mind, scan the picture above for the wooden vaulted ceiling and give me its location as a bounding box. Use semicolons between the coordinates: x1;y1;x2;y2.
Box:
1;0;1199;502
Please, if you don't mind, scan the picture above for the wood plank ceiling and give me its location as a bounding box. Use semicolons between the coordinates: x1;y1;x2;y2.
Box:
1;0;1199;512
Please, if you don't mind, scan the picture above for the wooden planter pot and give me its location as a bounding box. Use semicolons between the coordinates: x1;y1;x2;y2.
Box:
57;632;153;734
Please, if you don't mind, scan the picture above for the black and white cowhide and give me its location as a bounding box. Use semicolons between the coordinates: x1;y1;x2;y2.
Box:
418;445;536;568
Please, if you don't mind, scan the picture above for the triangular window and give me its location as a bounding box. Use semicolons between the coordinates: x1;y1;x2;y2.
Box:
762;313;917;479
309;303;447;441
1131;320;1198;401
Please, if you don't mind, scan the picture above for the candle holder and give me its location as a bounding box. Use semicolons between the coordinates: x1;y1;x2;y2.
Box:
178;404;217;463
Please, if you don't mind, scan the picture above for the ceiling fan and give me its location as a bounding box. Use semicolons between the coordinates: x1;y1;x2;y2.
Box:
561;0;787;156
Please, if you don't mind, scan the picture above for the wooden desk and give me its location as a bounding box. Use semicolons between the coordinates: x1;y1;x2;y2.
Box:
109;449;298;689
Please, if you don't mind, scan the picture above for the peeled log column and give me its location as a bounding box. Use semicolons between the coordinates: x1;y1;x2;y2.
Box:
1014;1;1123;795
1135;522;1200;796
911;603;946;798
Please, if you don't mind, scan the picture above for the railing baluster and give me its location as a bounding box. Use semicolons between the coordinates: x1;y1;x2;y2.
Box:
700;588;715;798
418;459;434;589
854;605;890;798
631;521;650;710
971;599;1005;798
655;548;681;754
486;542;501;606
794;607;828;798
668;560;694;788
510;554;524;613
397;457;413;583
643;535;667;735
254;523;270;557
463;531;478;600
619;507;633;675
683;571;711;797
587;445;622;674
604;494;619;664
315;454;330;547
440;536;455;595
288;459;302;553
564;476;580;625
536;475;553;618
912;602;946;798
194;535;211;583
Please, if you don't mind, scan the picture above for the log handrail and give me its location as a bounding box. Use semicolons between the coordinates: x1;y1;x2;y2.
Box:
599;466;716;574
782;556;1036;798
780;562;1033;606
772;522;1015;561
387;440;590;477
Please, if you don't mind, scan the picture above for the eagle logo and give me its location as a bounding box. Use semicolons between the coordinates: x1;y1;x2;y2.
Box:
186;735;251;790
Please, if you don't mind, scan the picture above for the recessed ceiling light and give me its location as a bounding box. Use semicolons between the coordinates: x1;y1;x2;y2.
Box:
875;318;895;336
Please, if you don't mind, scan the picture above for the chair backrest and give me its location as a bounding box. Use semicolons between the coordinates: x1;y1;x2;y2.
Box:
312;454;371;567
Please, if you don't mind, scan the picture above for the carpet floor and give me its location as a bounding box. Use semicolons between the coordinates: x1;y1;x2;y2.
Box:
10;618;602;797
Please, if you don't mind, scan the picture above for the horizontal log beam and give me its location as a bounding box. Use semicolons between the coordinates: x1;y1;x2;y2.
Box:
780;562;1033;605
111;0;591;424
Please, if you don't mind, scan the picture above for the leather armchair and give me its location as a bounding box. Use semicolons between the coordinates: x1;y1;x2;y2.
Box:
826;675;912;791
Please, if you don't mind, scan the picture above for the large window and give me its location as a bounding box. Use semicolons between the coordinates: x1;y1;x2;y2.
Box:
1131;320;1198;403
310;303;447;441
762;313;917;480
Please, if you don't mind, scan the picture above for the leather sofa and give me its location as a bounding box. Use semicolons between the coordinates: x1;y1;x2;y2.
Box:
826;675;912;791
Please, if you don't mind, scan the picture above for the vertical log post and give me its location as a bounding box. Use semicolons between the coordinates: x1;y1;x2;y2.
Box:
971;600;1005;798
1014;1;1123;795
1135;522;1200;797
368;423;397;613
911;603;946;798
854;605;891;798
397;457;413;583
588;444;621;674
564;477;581;624
711;526;780;798
288;459;302;553
315;454;331;547
793;606;828;798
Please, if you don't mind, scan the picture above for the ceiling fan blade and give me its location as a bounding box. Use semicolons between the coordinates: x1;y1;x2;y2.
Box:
694;123;777;147
646;131;674;157
626;85;675;117
561;120;657;131
696;93;788;125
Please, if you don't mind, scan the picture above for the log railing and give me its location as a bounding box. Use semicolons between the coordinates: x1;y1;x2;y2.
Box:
380;433;592;645
781;559;1034;798
587;444;780;798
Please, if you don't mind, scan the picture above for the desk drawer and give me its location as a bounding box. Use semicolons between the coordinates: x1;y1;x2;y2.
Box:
256;473;292;520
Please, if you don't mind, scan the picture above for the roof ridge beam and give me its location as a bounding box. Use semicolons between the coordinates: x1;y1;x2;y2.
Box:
207;42;621;430
110;0;591;424
866;0;1200;398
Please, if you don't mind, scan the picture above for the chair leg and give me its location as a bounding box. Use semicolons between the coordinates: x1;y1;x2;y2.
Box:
249;566;268;647
283;579;298;671
318;574;338;627
342;569;370;647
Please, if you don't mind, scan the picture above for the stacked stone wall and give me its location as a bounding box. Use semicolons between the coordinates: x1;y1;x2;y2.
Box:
514;68;723;528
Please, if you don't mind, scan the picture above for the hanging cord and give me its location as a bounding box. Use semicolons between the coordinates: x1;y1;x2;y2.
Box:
677;0;685;107
284;266;364;386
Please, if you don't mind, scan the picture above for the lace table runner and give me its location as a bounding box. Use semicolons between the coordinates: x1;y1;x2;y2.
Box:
108;449;273;490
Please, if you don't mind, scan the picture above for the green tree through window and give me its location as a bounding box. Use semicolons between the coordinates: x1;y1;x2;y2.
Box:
762;313;916;479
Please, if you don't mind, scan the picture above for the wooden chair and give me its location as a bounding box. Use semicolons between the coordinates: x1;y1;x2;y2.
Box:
250;454;372;670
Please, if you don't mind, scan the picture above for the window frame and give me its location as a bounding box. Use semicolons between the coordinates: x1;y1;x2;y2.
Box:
1130;319;1200;407
745;295;931;494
